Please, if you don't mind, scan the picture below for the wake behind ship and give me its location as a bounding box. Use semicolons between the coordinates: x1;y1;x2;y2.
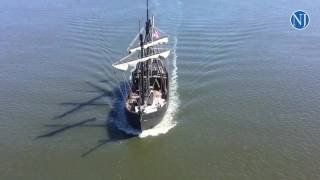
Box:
112;0;171;132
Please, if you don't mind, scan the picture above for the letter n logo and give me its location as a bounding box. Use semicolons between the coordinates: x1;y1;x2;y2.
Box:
291;10;310;30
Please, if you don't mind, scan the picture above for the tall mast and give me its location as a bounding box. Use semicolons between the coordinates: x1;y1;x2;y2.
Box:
147;0;149;21
139;34;144;58
145;0;151;42
152;16;154;41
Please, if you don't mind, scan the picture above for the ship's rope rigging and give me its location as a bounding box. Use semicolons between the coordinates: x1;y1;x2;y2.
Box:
111;1;170;104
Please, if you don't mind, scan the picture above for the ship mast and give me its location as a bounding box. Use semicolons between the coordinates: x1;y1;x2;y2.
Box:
147;0;149;20
145;0;152;43
138;0;152;108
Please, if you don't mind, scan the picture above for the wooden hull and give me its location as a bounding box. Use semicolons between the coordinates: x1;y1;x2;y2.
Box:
125;101;168;132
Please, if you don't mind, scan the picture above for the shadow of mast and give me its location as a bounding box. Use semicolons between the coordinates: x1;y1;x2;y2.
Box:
37;81;136;157
37;118;97;138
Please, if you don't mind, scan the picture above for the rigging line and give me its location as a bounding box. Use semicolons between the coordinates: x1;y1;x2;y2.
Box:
126;68;133;94
156;27;168;36
116;68;129;100
120;71;130;98
115;64;129;99
107;55;122;90
117;26;144;100
111;64;126;100
118;71;126;95
100;30;130;101
109;52;127;101
124;67;132;95
121;68;132;98
127;69;134;96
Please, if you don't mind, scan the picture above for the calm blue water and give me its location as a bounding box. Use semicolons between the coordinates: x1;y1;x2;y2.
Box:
1;0;320;179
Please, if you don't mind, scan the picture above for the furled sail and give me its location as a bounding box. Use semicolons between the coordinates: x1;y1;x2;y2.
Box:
127;27;168;53
112;48;170;71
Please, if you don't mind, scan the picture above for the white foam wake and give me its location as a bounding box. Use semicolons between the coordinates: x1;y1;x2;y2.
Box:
139;37;179;138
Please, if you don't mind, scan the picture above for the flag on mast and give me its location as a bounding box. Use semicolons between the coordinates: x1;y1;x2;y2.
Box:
153;29;160;39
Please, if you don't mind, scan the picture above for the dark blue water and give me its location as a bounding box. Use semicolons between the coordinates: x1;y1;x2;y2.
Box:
1;0;320;179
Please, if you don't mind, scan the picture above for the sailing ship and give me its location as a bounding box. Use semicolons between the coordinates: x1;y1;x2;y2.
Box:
112;0;170;132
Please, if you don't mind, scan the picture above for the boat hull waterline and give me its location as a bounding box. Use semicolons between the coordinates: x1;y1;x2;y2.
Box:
125;100;168;131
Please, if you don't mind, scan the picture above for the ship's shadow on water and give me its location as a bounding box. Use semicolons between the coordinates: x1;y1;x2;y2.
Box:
81;81;138;157
37;81;137;157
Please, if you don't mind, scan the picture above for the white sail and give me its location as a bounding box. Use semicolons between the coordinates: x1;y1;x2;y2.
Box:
113;49;170;71
129;37;168;53
127;27;168;52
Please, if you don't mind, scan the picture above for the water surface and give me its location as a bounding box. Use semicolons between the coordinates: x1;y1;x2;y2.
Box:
1;0;320;179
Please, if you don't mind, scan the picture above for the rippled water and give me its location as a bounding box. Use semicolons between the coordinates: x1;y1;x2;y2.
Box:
1;0;320;179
